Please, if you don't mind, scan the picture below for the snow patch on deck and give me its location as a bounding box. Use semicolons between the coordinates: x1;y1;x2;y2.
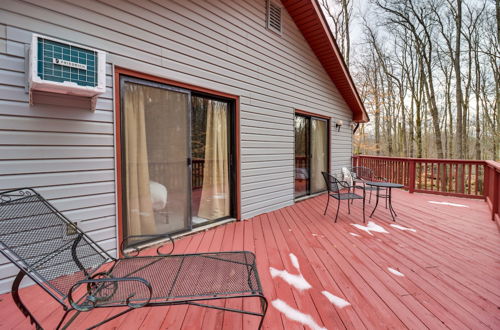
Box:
272;299;327;330
322;291;351;308
428;201;468;207
390;224;417;232
270;267;312;291
289;253;300;271
388;267;405;277
349;232;360;237
351;221;389;235
270;253;311;291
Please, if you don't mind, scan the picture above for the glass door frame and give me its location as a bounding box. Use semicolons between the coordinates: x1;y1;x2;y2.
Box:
119;75;193;245
115;68;242;254
294;109;331;199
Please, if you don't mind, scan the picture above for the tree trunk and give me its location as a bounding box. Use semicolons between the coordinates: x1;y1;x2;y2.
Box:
454;0;465;192
374;68;381;155
409;95;415;158
496;0;500;160
423;62;444;159
455;0;464;160
341;0;350;66
446;68;453;159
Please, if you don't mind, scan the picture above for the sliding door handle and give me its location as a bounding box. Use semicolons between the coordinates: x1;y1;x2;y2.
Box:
187;158;192;166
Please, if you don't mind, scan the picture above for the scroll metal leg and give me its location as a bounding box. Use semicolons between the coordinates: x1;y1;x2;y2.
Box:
323;194;330;215
388;188;397;221
258;296;268;329
385;189;388;209
12;271;43;330
334;198;341;222
362;193;366;223
370;187;380;218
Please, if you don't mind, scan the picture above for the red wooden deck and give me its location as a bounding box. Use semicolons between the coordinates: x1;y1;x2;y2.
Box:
1;190;499;329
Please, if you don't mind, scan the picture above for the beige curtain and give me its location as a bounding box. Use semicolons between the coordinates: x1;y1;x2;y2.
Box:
124;83;156;236
311;119;328;192
198;101;229;220
144;89;189;233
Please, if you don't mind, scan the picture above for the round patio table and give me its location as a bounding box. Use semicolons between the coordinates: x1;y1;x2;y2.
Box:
366;181;404;221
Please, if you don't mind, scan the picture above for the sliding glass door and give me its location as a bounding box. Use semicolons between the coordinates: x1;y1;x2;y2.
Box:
294;114;328;198
121;77;192;244
120;76;235;246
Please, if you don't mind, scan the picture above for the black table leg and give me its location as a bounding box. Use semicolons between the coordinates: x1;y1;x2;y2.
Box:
388;187;397;221
369;186;380;218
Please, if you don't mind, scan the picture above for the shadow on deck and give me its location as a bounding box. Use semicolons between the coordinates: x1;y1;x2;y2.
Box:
0;190;499;329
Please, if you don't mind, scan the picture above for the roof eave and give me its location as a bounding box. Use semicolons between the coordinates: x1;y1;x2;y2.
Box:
282;0;369;123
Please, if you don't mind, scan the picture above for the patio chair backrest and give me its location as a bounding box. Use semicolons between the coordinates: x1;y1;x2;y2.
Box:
351;166;374;181
0;188;114;303
341;167;354;186
321;172;342;193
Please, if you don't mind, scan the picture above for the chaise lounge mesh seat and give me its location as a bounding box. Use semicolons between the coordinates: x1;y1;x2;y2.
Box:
0;188;267;329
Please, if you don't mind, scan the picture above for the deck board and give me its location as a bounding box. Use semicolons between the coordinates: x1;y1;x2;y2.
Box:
0;190;499;329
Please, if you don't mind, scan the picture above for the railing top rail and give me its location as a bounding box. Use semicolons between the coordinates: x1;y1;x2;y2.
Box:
354;155;487;164
485;160;500;171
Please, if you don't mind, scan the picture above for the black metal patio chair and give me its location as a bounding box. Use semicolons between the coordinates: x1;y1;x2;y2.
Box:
0;188;267;329
350;166;387;204
321;172;366;223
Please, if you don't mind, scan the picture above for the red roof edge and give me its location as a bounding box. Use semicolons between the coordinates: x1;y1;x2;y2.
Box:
282;0;369;123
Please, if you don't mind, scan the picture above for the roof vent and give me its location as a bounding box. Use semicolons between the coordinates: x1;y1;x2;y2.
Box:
267;0;282;34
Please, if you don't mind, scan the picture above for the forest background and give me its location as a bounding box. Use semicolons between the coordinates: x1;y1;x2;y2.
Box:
320;0;499;161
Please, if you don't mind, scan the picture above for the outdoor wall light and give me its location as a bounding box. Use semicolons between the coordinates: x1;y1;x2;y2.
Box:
335;119;343;132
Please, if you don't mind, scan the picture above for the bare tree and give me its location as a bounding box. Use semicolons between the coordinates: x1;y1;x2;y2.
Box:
336;0;498;161
321;0;353;65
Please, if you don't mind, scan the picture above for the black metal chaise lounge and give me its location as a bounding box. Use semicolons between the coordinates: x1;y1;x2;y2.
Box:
0;188;267;329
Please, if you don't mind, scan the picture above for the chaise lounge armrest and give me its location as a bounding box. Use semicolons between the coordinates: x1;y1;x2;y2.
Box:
68;276;153;311
120;233;175;258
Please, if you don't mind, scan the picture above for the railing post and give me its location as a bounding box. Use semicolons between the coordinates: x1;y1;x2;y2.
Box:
484;164;490;201
408;159;416;193
492;166;499;222
352;155;358;168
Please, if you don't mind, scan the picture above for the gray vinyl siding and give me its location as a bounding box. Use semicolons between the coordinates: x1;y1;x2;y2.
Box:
0;0;353;293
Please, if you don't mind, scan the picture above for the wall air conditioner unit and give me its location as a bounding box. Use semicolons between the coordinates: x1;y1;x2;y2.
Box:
28;34;106;111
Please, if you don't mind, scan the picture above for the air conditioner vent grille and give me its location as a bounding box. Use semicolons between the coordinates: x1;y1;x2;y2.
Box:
37;37;98;87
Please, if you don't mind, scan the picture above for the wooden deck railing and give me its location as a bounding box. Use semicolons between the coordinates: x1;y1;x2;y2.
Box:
352;155;500;222
484;160;500;223
192;159;204;189
295;156;308;170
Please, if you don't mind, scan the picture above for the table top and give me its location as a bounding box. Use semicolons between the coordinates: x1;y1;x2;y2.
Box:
365;181;404;188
